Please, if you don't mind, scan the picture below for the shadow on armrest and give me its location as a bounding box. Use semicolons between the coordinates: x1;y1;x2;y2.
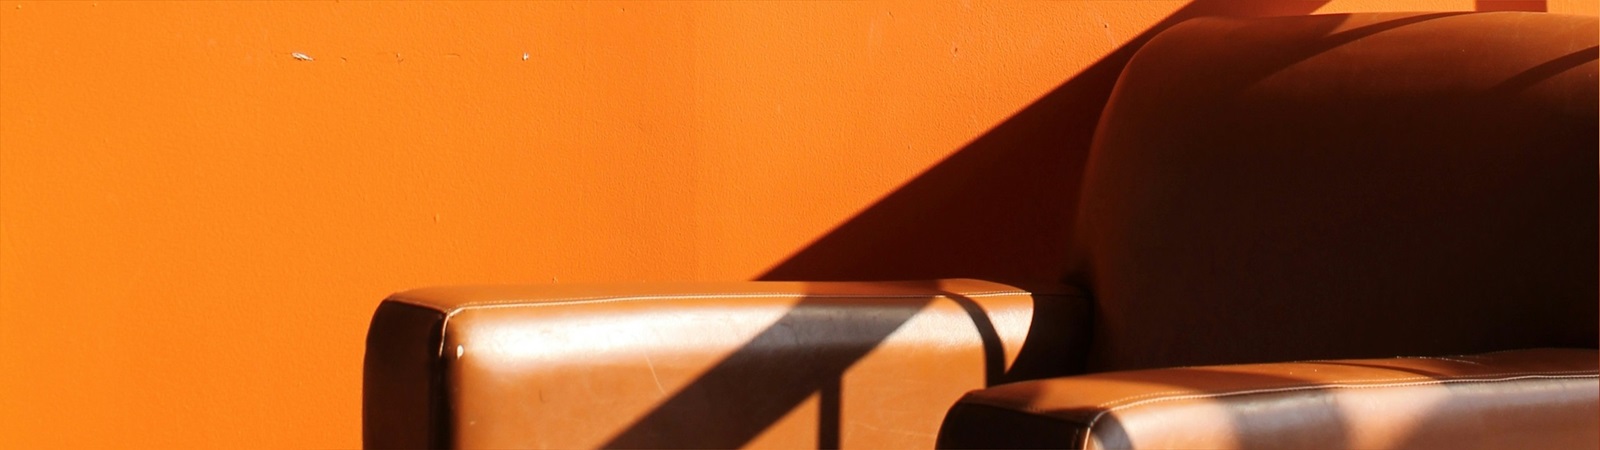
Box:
364;279;1091;449
939;348;1599;449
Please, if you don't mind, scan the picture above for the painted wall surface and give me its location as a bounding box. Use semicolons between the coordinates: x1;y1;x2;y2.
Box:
1;1;1591;448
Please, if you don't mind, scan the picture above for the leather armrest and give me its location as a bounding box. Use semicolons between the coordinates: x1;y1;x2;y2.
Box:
938;348;1599;449
364;279;1090;449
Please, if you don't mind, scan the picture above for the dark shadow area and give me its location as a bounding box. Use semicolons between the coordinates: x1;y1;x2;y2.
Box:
1074;12;1597;373
363;302;451;450
758;0;1331;283
817;379;841;449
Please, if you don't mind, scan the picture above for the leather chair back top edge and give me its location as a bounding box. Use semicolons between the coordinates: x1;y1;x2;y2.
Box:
1073;12;1599;371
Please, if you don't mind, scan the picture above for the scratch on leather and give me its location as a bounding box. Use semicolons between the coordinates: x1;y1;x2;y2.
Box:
642;352;667;395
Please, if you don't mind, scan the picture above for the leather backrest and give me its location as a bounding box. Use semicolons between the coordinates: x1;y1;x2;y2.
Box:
1073;12;1598;372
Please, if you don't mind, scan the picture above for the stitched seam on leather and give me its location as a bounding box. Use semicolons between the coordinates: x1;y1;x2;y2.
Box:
391;290;1030;312
1077;372;1599;448
477;290;1029;309
1411;356;1485;365
395;290;1032;356
1475;348;1538;356
384;297;454;311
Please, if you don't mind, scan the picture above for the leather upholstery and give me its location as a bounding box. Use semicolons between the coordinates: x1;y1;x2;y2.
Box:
935;11;1599;449
364;11;1599;450
364;279;1090;449
1071;12;1598;372
938;349;1599;449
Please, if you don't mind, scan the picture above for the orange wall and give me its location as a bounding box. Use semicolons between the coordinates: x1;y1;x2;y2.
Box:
1;1;1592;448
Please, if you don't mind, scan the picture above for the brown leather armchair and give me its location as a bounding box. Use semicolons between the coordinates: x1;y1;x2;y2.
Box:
364;12;1598;449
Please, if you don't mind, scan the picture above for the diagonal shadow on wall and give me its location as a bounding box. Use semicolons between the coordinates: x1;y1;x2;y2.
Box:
605;2;1553;449
757;0;1339;285
606;1;1565;448
600;1;1339;448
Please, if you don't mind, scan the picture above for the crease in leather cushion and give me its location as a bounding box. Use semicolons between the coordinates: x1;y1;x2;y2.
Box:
936;348;1600;449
